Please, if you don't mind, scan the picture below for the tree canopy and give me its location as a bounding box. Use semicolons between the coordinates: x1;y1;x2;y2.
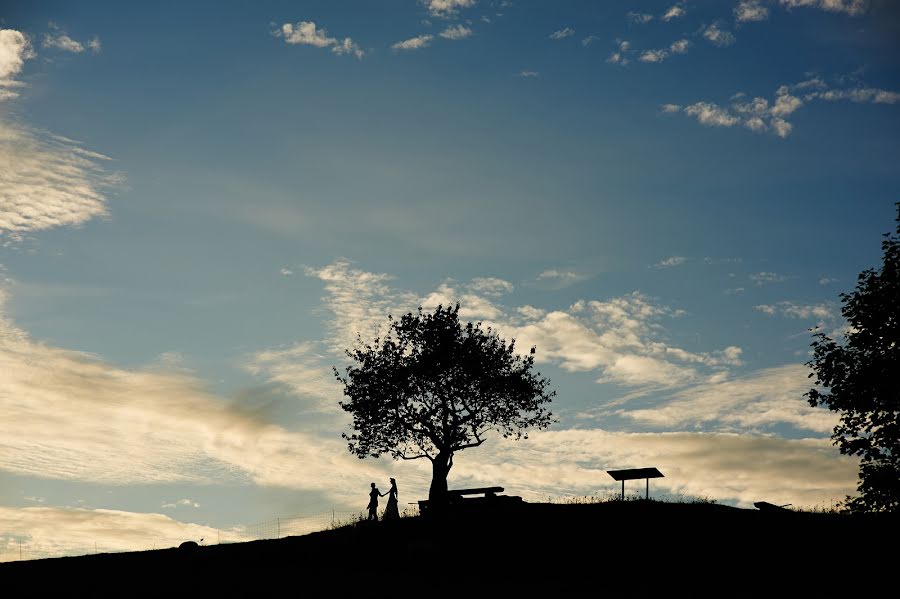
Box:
807;204;900;512
335;304;556;501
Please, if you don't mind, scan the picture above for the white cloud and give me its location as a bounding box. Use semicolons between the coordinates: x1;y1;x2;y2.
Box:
654;256;687;268
277;22;364;59
422;0;477;18
537;269;588;287
468;277;514;296
0;29;34;101
439;24;473;40
581;35;600;47
750;271;788;284
660;103;682;113
0;120;119;233
620;364;837;434
778;0;867;16
517;70;539;77
42;30;100;55
755;301;835;320
735;0;770;21
703;24;736;47
667;77;899;138
549;28;575;40
684;102;740;127
331;37;365;59
818;276;838;285
392;34;434;51
161;498;200;509
280;268;294;276
627;12;654;24
809;87;900;104
771;117;793;138
639;49;669;63
669;39;690;54
246;341;343;414
661;5;686;21
771;92;803;117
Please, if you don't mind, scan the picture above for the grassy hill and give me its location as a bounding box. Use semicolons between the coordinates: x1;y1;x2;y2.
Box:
2;501;895;595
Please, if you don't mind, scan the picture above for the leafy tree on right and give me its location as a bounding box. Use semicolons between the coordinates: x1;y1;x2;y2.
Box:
807;203;900;512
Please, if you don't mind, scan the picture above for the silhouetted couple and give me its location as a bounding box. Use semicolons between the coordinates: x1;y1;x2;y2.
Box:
367;478;399;521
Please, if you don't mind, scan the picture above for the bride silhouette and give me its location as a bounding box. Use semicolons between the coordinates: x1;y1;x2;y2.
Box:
383;478;399;520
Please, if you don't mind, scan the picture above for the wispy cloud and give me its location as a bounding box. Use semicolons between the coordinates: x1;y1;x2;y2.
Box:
735;0;770;21
439;24;473;40
536;269;588;288
581;35;600;47
280;268;294;276
161;498;200;509
620;364;838;434
0;289;384;498
392;34;434;51
661;4;687;21
654;256;687;268
422;0;477;18
275;21;364;59
755;301;835;320
818;276;838;285
664;77;899;138
42;30;101;54
637;39;690;63
549;27;575;40
606;39;632;65
0;120;120;233
750;271;789;284
516;70;539;77
627;12;654;24
778;0;867;16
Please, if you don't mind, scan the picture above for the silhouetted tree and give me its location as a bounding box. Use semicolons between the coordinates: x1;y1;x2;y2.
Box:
335;304;555;503
807;203;900;512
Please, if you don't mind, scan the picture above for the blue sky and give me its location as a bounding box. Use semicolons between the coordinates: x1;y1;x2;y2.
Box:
1;0;899;557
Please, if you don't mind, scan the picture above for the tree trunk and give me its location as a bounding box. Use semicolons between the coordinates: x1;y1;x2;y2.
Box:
429;451;453;506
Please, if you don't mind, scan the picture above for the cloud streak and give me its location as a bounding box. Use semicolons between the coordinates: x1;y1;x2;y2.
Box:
0;120;119;233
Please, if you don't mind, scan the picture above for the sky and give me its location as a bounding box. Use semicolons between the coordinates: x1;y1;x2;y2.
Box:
1;0;899;559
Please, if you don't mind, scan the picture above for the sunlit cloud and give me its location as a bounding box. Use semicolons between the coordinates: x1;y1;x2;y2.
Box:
439;24;473;40
778;0;867;16
0;29;34;102
392;34;434;51
664;77;899;138
703;23;736;47
619;364;837;434
0;120;120;233
275;21;364;59
661;4;687;21
422;0;477;18
549;27;575;40
735;0;770;21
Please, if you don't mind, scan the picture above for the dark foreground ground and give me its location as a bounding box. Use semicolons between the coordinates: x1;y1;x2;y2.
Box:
2;501;896;596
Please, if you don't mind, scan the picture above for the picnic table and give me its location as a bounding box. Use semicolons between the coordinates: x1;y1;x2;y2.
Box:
417;487;522;514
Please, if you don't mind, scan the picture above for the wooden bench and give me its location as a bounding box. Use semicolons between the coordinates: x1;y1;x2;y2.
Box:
417;487;521;514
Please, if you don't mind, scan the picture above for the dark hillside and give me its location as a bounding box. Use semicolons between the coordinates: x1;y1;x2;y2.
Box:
2;501;895;595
